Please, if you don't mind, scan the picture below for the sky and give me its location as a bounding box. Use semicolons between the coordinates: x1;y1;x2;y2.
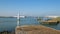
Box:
0;0;60;16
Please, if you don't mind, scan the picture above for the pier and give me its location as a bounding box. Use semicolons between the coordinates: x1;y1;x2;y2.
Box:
15;25;60;34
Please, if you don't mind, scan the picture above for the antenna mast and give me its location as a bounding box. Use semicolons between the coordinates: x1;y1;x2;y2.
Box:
17;12;20;26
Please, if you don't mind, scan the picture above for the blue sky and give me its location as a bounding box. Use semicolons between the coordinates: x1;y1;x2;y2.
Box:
0;0;60;16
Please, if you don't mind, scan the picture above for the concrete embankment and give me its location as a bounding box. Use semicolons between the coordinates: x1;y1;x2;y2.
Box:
15;25;60;34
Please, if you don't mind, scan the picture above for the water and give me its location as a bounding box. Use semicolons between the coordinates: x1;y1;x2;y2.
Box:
0;17;39;32
0;17;60;32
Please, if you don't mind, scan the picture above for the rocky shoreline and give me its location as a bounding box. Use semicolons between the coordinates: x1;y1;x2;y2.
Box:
0;31;15;34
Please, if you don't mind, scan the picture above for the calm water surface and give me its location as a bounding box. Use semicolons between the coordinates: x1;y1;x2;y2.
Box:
0;17;39;32
0;17;60;32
